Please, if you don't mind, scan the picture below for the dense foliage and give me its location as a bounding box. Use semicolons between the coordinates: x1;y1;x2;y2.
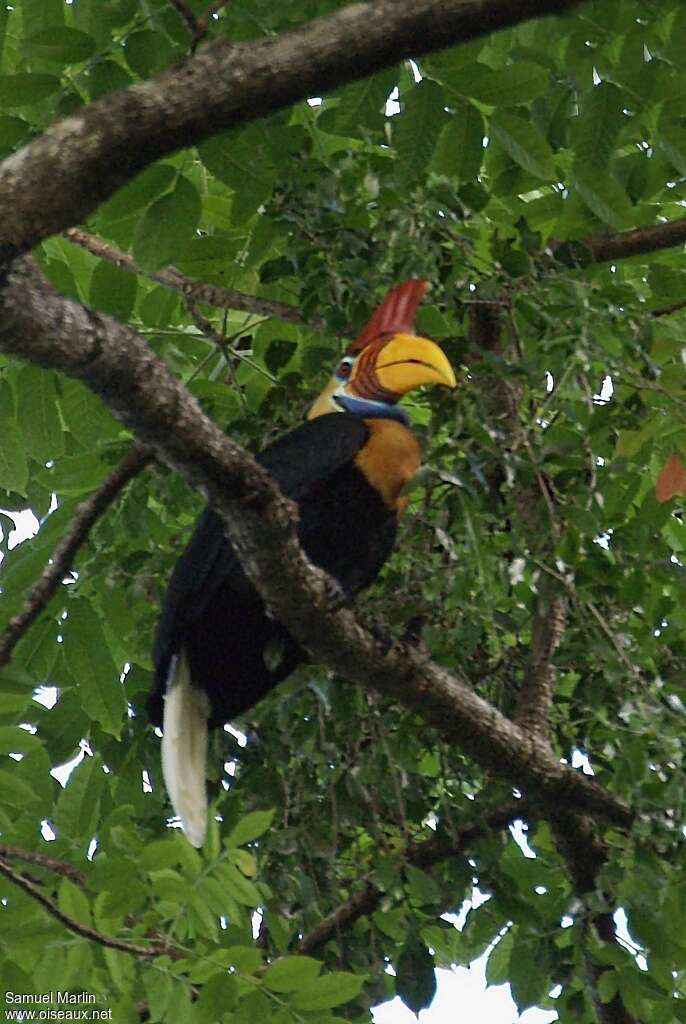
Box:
1;1;686;1021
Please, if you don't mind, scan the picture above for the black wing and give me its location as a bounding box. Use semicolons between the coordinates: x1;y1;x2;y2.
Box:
152;414;369;678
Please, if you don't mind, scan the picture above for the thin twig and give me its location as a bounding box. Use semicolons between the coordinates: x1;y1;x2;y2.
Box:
298;800;526;954
652;297;686;318
64;228;304;325
0;843;86;884
0;857;178;959
0;443;153;669
186;305;278;383
585;600;641;680
168;0;199;35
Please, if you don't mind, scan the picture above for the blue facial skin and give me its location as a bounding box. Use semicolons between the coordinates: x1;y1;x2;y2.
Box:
334;393;410;426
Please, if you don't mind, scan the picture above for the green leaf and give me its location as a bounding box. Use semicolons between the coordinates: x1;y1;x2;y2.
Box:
22;27;96;65
16;366;64;464
0;74;61;106
0;726;42;756
86;59;134;101
123;30;174;77
133;177;202;271
394;80;450;181
597;969;619;1004
395;935;437;1015
490;113;555;180
263;956;322;993
431;102;485;181
58;879;92;927
38;452;108;496
62;600;127;738
0;767;41;811
485;930;514;985
572;163;633;229
0;116;30;155
55;753;106;840
573;82;625;167
213;861;262;906
194;974;238;1022
509;938;549;1010
442;61;550;106
89;261;137;321
405;863;441;906
98;163;177;223
226;808;275;848
657;122;686;176
320;68;395;135
0;409;29;494
291;972;365;1011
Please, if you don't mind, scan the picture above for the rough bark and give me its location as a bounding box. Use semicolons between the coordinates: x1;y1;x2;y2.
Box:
0;258;631;829
0;0;580;259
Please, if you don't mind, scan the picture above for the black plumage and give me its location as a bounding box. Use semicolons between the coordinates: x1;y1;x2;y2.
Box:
149;412;396;728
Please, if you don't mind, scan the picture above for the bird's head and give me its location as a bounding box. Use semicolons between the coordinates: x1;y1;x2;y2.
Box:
308;280;456;423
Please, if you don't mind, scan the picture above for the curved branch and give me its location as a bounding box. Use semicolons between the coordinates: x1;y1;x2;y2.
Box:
0;258;632;830
64;229;304;326
580;216;686;265
552;815;638;1024
0;443;153;669
299;800;526;953
0;843;86;884
0;857;177;959
0;0;580;258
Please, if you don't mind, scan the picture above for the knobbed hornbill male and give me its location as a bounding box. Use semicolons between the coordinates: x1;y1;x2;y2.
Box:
149;280;456;846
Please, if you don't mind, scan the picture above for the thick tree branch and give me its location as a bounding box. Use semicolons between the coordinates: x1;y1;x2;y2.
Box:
0;443;153;669
0;0;580;259
515;591;566;737
0;857;177;959
469;296;636;1022
0;258;632;830
552;815;638;1024
63;228;304;325
577;216;686;265
299;800;525;953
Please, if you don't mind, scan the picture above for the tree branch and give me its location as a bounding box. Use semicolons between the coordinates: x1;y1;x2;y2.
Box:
0;0;580;259
552;815;638;1024
0;843;86;884
0;857;177;959
299;800;526;953
515;591;567;738
63;228;304;325
0;257;632;830
578;216;686;265
0;442;153;669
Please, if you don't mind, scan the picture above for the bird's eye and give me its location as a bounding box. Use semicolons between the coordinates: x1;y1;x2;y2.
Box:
337;359;353;379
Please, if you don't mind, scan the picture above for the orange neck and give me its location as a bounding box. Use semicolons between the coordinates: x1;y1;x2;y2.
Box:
354;419;421;512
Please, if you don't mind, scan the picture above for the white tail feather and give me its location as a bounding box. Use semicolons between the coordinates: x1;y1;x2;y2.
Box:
161;650;209;847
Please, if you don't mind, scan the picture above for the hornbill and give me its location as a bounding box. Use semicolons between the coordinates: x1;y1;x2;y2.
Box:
149;280;456;846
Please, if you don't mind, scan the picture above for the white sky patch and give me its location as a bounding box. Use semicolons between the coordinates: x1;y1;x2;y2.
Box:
386;87;400;117
34;686;59;710
51;742;89;787
571;749;595;776
0;508;40;568
510;820;536;858
614;909;648;971
224;723;247;747
373;964;557;1024
596;375;614;403
41;820;56;842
